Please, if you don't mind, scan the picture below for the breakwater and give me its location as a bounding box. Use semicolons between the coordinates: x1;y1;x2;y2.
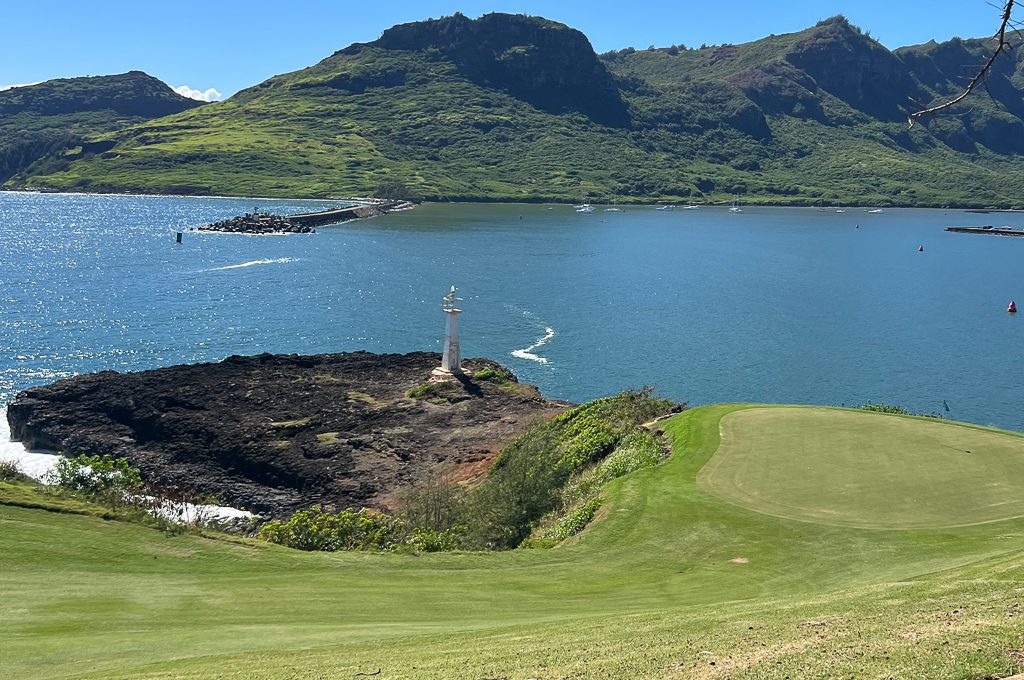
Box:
195;198;415;234
945;226;1024;237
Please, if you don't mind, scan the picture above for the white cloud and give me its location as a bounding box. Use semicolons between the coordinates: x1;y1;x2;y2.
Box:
0;82;41;91
173;85;222;102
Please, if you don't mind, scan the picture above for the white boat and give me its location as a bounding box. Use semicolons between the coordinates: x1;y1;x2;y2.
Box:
867;208;884;214
576;204;594;213
729;196;743;213
682;204;700;210
835;208;846;213
655;205;674;211
604;197;622;212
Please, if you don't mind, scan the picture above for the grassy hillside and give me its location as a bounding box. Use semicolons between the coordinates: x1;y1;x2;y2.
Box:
0;72;202;184
4;404;1024;678
10;14;1024;206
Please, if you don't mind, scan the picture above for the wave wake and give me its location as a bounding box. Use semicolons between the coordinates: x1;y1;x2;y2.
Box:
512;326;556;365
209;257;297;271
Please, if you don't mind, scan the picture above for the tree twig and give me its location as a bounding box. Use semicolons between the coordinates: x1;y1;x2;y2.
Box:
908;0;1017;127
353;670;382;677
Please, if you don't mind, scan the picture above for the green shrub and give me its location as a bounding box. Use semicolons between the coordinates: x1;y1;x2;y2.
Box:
860;401;938;418
258;505;403;551
464;389;678;550
537;496;603;542
472;366;514;384
404;526;467;552
0;459;27;482
46;454;143;508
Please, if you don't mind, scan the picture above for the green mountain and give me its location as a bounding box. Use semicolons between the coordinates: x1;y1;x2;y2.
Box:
8;14;1024;206
0;71;203;184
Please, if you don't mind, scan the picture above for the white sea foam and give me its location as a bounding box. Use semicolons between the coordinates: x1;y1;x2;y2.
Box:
512;326;556;365
0;405;59;479
209;257;297;271
0;405;253;522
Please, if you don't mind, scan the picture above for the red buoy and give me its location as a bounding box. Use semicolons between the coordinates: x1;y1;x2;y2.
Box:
1009;300;1017;314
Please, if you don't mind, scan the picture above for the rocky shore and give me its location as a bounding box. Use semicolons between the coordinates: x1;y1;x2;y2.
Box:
6;352;568;516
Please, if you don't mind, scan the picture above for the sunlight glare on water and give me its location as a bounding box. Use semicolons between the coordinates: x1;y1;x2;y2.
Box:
2;192;1022;429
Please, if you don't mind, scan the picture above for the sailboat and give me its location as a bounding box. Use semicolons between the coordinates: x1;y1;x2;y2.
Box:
682;203;700;209
729;196;743;213
604;196;622;212
867;208;884;214
575;194;594;213
655;204;674;211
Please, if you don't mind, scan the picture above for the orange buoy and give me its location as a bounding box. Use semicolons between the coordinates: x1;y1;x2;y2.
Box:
918;245;924;252
1009;300;1018;314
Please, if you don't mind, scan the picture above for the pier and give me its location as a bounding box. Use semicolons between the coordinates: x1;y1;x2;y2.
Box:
945;226;1024;237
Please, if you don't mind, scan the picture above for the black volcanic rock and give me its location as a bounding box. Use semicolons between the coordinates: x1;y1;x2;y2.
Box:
7;352;568;516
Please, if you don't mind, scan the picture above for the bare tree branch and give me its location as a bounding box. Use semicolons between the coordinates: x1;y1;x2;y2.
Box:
908;0;1017;127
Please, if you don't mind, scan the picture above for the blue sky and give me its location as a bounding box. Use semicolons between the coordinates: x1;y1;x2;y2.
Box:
0;1;1006;99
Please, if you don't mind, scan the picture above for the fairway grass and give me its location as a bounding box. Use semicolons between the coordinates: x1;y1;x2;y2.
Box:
700;407;1024;528
3;404;1024;679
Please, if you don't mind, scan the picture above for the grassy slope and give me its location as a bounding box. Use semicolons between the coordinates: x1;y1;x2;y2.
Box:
15;19;1024;207
3;405;1024;679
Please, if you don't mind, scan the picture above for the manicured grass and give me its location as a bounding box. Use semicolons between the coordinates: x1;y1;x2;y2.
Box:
3;405;1024;679
699;407;1024;528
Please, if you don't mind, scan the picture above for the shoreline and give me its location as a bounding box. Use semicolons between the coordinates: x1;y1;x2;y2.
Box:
4;187;1024;211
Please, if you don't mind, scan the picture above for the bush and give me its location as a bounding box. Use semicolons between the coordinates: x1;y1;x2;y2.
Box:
535;496;603;543
473;366;514;384
404;526;467;552
47;454;143;508
860;401;938;418
464;389;678;550
0;459;27;481
258;505;403;551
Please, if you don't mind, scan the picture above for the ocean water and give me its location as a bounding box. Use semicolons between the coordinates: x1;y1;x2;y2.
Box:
2;192;1023;432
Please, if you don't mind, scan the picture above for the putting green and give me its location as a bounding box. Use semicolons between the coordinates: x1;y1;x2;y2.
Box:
698;407;1024;528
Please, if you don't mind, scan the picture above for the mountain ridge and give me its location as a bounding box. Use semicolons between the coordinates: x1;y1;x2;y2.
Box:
0;71;202;184
6;13;1024;206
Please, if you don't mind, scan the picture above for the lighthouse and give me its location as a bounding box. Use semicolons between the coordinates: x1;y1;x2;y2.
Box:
433;285;464;378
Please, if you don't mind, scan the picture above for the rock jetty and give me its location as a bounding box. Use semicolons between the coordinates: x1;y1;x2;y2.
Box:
7;352;569;516
196;210;313;234
194;199;416;234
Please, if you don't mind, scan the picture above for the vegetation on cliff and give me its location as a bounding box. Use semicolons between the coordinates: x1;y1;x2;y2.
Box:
258;388;678;552
9;14;1024;205
0;71;202;184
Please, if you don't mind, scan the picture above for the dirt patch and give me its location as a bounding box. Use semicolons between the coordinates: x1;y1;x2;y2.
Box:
729;557;749;564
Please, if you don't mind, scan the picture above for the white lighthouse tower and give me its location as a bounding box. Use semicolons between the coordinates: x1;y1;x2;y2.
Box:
433;285;464;378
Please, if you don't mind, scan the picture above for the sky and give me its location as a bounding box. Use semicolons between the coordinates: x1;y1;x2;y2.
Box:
0;1;1009;100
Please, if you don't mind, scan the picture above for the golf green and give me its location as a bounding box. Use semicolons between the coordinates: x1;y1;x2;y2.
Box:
698;407;1024;528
